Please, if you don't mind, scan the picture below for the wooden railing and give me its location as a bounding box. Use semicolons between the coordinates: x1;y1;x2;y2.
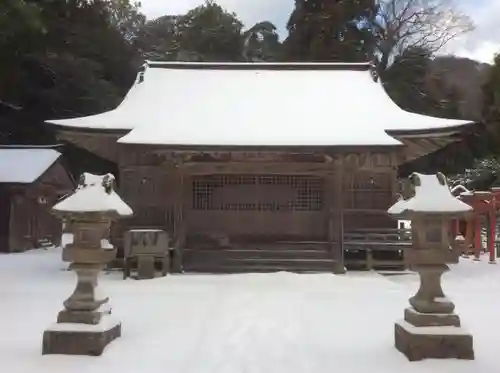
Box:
343;228;412;270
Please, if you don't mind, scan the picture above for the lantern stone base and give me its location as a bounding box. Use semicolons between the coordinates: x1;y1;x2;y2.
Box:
395;320;474;361
42;315;121;356
404;307;461;327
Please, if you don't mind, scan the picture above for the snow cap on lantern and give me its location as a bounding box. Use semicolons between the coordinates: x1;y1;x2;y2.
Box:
388;172;472;257
388;172;472;219
53;173;132;218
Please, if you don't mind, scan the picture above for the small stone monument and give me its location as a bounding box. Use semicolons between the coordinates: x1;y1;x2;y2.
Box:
42;173;133;356
123;229;170;280
388;172;474;361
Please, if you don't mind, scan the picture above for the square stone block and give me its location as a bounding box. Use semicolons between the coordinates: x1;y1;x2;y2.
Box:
395;320;474;361
62;246;116;264
42;316;121;356
404;307;461;327
407;249;458;266
57;310;103;325
137;256;156;279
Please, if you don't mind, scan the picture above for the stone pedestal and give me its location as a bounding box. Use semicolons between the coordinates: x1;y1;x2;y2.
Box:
42;315;121;356
42;229;120;356
394;263;474;361
395;320;474;361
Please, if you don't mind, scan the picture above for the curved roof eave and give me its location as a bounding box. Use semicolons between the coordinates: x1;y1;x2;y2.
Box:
386;120;475;138
46;118;131;134
43;61;479;150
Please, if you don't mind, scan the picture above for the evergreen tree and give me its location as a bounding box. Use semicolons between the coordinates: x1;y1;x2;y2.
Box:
382;47;464;119
0;0;143;144
135;1;281;62
482;53;500;146
283;0;377;62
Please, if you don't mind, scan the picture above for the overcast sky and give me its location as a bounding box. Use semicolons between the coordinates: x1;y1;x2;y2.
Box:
138;0;500;64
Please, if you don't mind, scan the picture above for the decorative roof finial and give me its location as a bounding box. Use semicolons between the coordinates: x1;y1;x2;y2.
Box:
135;63;148;85
369;58;380;82
102;174;114;195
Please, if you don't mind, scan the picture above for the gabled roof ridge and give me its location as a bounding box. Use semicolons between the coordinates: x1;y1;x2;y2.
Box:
145;60;375;71
0;144;64;150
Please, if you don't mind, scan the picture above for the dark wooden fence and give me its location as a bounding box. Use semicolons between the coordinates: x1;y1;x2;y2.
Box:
343;228;412;270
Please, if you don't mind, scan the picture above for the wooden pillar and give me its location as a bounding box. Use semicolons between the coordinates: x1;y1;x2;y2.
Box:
488;211;496;264
335;163;345;274
474;216;481;261
171;162;186;273
325;158;345;274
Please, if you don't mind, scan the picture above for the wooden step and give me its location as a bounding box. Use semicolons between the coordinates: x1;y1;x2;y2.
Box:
37;239;54;248
181;266;335;274
183;248;332;261
181;247;336;273
182;260;337;274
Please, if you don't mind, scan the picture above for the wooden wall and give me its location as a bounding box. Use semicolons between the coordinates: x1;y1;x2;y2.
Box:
115;148;400;253
7;187;63;252
116;149;184;251
3;159;74;252
343;170;397;232
0;186;10;252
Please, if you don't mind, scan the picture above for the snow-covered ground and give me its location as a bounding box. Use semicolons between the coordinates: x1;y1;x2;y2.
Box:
1;247;499;373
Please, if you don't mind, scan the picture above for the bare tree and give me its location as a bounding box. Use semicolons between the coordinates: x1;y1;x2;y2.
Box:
374;0;474;71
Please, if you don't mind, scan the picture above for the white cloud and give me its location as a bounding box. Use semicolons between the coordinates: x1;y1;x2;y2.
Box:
439;0;500;63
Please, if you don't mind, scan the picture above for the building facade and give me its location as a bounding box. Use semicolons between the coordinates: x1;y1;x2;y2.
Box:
47;62;475;272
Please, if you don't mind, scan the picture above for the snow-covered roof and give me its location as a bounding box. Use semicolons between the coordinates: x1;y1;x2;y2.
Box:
450;184;470;196
53;173;133;216
388;173;472;216
46;61;473;147
0;148;61;184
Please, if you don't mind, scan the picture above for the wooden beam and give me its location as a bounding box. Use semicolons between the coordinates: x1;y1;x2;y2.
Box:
395;134;463;163
184;162;332;174
184;152;398;174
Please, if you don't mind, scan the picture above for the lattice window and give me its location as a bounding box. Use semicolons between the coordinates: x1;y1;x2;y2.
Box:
344;172;393;209
192;175;324;212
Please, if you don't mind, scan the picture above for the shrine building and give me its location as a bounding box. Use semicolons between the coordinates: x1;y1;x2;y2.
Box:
46;61;476;273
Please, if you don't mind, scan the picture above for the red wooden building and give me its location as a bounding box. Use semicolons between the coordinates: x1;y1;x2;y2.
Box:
452;186;500;263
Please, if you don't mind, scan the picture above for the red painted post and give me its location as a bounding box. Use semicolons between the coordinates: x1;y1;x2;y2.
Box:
464;217;474;257
489;211;496;264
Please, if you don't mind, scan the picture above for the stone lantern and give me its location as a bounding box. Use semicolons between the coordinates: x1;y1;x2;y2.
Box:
42;173;133;356
388;172;474;361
